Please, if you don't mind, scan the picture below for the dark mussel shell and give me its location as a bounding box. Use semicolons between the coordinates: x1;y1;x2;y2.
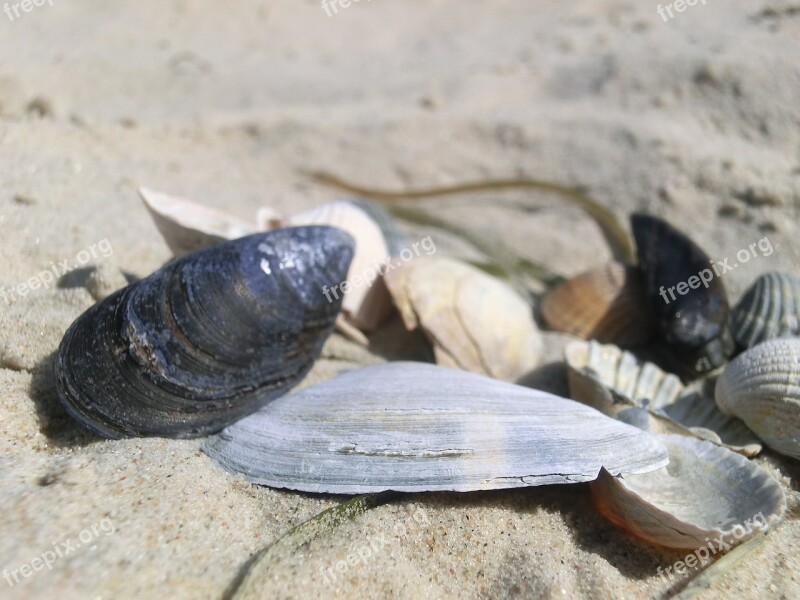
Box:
54;226;354;439
631;214;733;376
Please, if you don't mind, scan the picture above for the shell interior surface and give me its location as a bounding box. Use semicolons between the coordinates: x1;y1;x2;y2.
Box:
139;187;257;257
715;337;800;459
565;340;761;455
540;261;654;347
55;226;354;439
631;213;733;375
203;362;669;494
731;272;800;350
591;434;785;549
384;257;542;381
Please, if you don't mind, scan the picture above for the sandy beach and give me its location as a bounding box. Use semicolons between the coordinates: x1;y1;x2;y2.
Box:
1;1;799;598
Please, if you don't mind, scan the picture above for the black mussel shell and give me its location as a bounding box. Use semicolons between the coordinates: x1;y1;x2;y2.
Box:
54;226;354;439
631;213;733;376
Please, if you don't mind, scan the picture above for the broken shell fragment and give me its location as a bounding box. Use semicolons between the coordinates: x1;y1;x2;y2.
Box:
203;362;669;494
591;434;785;549
731;272;800;350
54;227;354;439
715;337;800;459
540;261;654;347
565;340;761;455
384;257;542;381
139;187;258;257
631;213;733;376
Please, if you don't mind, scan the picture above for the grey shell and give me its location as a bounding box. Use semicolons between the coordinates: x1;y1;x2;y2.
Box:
203;362;669;494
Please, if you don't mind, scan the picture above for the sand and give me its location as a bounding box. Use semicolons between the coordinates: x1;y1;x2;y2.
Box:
1;0;799;598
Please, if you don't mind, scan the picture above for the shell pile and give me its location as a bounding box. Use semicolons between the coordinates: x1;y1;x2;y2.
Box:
52;196;795;558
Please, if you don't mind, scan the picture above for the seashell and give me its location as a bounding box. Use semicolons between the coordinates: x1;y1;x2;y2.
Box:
565;340;761;455
140;187;404;333
591;434;785;549
631;213;733;376
715;338;800;459
54;227;354;439
731;272;800;350
288;199;407;332
203;362;669;493
139;187;258;257
384;257;542;381
540;261;654;347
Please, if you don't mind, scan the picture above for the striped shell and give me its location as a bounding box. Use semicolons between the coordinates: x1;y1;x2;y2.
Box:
715;337;800;459
731;272;800;350
566;340;761;455
540;262;654;347
203;362;669;493
591;434;785;549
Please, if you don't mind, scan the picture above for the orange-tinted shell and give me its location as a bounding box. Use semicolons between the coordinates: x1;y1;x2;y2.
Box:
540;262;654;347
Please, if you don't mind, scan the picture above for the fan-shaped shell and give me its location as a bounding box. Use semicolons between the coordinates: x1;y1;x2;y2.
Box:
591;434;785;549
715;337;800;459
384;258;542;381
55;227;354;439
565;340;761;455
731;272;800;350
540;261;654;347
203;362;669;493
631;213;733;375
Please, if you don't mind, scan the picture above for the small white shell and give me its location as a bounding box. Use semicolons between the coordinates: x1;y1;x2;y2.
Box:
384;258;542;381
566;340;761;455
289;200;397;332
591;434;785;549
716;337;800;459
139;187;257;257
203;362;669;494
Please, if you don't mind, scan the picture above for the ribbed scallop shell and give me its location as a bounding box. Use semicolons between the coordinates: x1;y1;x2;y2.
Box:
540;262;654;347
566;340;761;455
715;337;800;458
384;257;542;381
731;272;800;350
591;434;785;549
55;227;354;439
203;362;669;494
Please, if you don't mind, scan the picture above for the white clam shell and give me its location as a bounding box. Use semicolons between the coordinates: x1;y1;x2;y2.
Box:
716;337;800;459
566;340;761;455
384;258;542;381
139;187;258;257
591;434;785;549
203;362;669;494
